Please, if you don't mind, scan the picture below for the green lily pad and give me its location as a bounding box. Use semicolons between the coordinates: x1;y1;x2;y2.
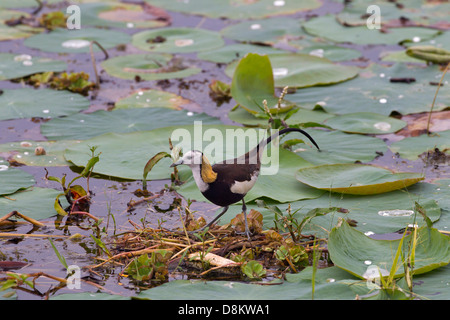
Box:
226;53;359;88
114;89;192;110
79;2;169;29
296;164;424;195
286;63;450;116
0;53;66;81
222;187;441;235
101;53;201;81
41;108;221;141
230;53;293;114
389;130;450;160
0;166;35;196
294;43;362;62
146;0;321;20
177;148;324;204
24;28;131;53
0;187;69;221
328;220;450;280
303;15;441;45
290;129;388;165
0;140;79;167
197;43;286;64
132;27;224;53
136;277;365;300
221;17;306;44
324;112;407;134
0;88;89;121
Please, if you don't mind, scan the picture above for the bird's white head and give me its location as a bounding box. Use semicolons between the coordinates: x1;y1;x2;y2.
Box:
170;150;203;168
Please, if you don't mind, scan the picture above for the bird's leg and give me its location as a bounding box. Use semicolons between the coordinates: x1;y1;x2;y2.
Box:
242;199;251;240
193;206;229;233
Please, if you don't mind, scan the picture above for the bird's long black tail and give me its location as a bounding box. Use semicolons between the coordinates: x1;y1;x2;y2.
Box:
265;127;320;151
242;127;320;165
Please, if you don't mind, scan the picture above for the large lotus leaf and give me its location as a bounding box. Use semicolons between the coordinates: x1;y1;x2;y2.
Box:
324;112;407;134
114;89;192;110
198;43;286;64
0;53;66;81
228;106;334;127
328;220;450;280
132;28;224;53
0;187;69;221
0;88;89;121
290;129;388;165
226;53;359;89
230;53;293;114
136;277;366;300
101;53;201;81
146;0;321;20
0;166;35;196
221;187;441;235
286;63;450;116
41;108;222;140
0;140;79;167
79;2;169;29
389;130;450;161
293;43;362;62
303;15;441;45
221;17;306;44
177;147;324;204
296;164;424;195
24;28;131;53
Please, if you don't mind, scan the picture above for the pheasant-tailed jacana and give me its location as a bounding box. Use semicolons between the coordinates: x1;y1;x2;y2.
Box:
170;127;320;238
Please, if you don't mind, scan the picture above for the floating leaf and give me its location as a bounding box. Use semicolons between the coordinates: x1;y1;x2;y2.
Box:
132;27;224;53
290;129;388;165
79;2;169;29
0;187;69;221
296;164;424;195
41;108;221;141
221;17;306;44
0;88;89;121
146;0;321;20
389;130;450;160
0;166;35;196
24;28;131;53
303;15;441;45
114;89;192;110
328;220;450;280
198;43;285;64
226;53;359;89
286;63;449;116
0;53;66;81
101;53;201;81
324;112;407;134
0;140;79;167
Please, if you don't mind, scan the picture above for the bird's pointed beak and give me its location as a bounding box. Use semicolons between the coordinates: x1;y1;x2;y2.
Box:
170;159;183;167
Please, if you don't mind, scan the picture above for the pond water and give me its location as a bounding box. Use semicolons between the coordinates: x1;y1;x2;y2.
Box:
0;0;449;300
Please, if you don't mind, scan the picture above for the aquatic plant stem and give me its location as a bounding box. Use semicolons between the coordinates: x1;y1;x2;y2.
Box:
426;62;449;135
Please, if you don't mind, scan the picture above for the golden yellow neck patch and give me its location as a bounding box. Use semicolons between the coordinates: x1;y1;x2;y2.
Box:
201;155;217;183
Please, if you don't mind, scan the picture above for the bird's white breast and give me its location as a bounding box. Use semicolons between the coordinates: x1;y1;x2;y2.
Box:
191;165;209;193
